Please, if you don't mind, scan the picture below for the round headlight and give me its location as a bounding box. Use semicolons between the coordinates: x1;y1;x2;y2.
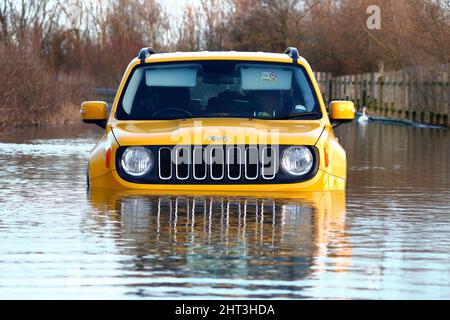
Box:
281;146;314;176
121;146;153;177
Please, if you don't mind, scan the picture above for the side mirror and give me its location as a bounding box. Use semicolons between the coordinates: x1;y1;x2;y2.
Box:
329;101;355;124
80;101;108;129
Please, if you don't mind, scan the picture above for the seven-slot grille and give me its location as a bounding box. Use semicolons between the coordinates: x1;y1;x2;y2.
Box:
157;145;279;183
116;145;318;185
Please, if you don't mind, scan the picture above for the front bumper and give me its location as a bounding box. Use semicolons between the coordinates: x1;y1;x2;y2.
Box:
90;168;345;192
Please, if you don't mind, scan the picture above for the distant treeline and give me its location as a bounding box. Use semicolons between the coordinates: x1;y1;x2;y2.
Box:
1;0;449;128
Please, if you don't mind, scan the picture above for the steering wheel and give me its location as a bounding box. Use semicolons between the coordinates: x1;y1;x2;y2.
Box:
152;108;193;118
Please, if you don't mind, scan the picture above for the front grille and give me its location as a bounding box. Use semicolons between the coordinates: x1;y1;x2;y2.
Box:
116;145;319;185
157;145;278;182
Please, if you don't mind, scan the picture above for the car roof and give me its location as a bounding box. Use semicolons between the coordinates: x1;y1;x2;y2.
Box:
140;51;309;65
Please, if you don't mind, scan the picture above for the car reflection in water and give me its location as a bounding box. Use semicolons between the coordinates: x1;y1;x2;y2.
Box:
87;190;350;297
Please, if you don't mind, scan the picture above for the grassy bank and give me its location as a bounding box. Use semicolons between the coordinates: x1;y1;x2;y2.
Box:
0;104;82;131
0;47;92;131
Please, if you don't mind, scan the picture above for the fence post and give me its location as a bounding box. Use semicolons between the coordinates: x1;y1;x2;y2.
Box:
328;73;333;105
430;81;435;124
345;75;348;100
401;72;407;118
363;77;367;110
370;72;376;112
379;76;384;116
411;81;416;121
445;84;449;126
438;80;444;126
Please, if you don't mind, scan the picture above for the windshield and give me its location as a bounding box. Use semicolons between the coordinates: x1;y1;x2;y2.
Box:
116;60;321;120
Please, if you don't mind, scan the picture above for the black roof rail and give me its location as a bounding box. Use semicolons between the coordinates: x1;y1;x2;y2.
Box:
283;47;299;63
138;47;156;63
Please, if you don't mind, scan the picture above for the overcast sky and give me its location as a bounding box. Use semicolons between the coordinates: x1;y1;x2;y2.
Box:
159;0;202;14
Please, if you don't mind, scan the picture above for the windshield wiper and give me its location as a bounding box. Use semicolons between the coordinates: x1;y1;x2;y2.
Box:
273;112;320;120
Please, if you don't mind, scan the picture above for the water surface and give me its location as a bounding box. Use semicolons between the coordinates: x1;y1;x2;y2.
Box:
0;122;449;299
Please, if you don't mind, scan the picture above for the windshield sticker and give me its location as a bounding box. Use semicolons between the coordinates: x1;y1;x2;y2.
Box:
261;71;278;83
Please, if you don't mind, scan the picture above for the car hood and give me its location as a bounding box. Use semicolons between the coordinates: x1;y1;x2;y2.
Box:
111;118;325;146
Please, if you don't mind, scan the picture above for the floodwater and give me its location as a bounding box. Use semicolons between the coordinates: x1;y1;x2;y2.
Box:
0;121;449;299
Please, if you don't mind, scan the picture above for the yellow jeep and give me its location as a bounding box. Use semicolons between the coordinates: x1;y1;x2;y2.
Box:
81;47;354;192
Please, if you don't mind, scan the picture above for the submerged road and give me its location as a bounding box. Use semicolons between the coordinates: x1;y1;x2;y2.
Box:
0;122;448;299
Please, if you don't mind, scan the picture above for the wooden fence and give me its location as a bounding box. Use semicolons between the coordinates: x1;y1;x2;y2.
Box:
315;65;450;127
95;65;450;128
